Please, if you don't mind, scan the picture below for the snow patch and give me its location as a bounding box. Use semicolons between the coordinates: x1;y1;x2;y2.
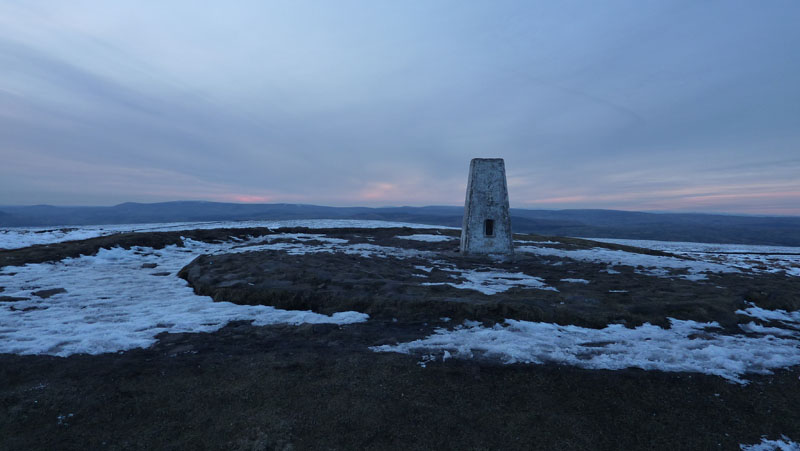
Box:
372;317;800;384
739;322;798;337
230;234;432;259
584;238;800;278
737;303;800;328
518;245;738;280
396;234;456;242
560;278;589;284
423;268;557;295
0;240;368;357
740;436;800;451
0;219;453;250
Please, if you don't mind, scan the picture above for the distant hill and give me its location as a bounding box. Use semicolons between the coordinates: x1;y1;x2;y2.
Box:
0;201;798;246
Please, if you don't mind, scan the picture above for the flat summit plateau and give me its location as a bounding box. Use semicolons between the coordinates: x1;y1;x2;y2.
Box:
1;223;799;450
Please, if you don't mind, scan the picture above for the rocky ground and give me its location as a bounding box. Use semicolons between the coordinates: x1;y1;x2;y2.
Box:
1;226;799;450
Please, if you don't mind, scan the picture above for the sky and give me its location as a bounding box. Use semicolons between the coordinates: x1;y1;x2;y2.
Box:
1;1;799;215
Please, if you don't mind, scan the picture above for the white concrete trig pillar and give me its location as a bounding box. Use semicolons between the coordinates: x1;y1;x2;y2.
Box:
460;158;514;255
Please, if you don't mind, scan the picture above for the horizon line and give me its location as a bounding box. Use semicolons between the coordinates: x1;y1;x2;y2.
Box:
1;200;799;219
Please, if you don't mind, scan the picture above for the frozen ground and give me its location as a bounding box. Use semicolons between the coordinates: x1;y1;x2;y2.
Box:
561;278;590;284
396;233;457;242
0;219;453;250
232;233;435;259
372;314;800;384
0;227;459;356
0;238;368;356
423;267;557;295
740;436;800;450
374;237;800;383
517;245;739;280
584;238;800;278
2;221;799;384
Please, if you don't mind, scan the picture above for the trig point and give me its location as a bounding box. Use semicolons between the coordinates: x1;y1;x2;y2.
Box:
460;158;514;256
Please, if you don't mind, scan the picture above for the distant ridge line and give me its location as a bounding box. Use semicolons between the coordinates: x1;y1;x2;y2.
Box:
1;201;798;246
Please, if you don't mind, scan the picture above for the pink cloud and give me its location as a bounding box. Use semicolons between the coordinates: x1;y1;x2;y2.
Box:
359;182;397;201
224;194;277;203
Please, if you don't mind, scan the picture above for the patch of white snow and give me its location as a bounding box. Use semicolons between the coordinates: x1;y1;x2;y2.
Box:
736;303;800;328
740;436;800;451
396;234;456;242
518;245;738;280
560;278;589;284
423;269;557;295
0;240;368;357
372;318;800;384
0;219;454;250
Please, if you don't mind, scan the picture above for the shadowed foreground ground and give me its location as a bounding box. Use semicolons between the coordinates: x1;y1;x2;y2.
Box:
2;320;799;451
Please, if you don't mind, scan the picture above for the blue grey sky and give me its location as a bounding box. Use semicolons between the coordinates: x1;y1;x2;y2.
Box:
1;1;799;214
